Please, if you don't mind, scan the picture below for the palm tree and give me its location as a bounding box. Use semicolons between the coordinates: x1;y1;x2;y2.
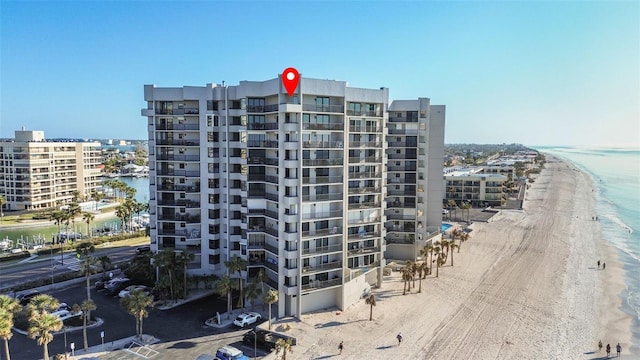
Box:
82;212;95;238
225;255;248;310
153;250;176;300
274;338;293;360
433;244;442;278
115;205;129;232
76;300;96;351
449;242;459;266
365;294;376;321
50;210;66;243
416;262;427;293
440;239;450;264
174;251;194;299
0;195;6;222
27;312;62;360
447;199;457;221
421;244;434;276
79;256;99;320
123;198;136;231
120;289;154;339
0;295;21;360
67;203;81;237
98;255;112;278
244;281;262;311
401;266;413;295
458;232;470;253
27;294;60;316
263;289;278;330
215;275;235;319
461;202;472;222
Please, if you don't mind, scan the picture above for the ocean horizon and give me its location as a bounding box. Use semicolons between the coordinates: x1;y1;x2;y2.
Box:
536;146;640;353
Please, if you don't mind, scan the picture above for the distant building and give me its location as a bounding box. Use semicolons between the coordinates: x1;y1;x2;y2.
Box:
0;129;101;210
443;167;507;207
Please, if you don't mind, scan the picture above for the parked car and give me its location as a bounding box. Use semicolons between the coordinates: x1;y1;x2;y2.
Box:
105;278;131;296
50;309;82;321
195;354;218;360
57;302;72;312
118;285;151;298
135;246;151;255
16;291;40;306
233;312;262;327
215;346;249;360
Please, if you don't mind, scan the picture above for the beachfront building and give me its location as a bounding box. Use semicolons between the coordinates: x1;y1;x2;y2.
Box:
384;99;445;261
443;167;507;207
142;76;445;318
0;129;102;211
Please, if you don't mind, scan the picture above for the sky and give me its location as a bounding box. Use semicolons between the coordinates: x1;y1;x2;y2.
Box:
1;0;638;147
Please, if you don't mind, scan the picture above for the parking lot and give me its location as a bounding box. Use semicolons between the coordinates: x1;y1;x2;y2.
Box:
10;283;270;360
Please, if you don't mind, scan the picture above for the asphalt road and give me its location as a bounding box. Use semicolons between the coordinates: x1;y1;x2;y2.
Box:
9;282;269;360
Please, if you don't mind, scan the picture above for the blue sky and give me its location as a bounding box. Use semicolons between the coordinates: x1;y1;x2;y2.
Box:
1;0;638;147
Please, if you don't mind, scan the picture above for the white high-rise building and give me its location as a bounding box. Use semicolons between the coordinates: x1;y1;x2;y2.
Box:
142;76;445;318
0;129;102;211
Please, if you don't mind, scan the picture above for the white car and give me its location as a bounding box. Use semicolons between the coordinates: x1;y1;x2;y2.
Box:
233;312;262;327
118;285;149;298
50;309;81;321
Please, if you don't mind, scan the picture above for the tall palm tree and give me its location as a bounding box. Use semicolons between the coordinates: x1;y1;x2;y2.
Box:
449;242;459;266
153;250;176;300
82;212;95;238
123;198;136;232
215;275;235;319
115;205;129;232
439;239;450;264
401;266;413;295
365;294;376;321
447;199;457;221
416;262;427;293
79;256;99;320
0;295;21;360
274;338;293;360
67;203;81;237
244;281;262;311
50;211;66;243
75;300;96;351
433;244;442;278
98;255;112;278
263;289;278;330
174;251;194;299
120;289;154;339
27;312;62;360
225;255;248;310
420;244;433;276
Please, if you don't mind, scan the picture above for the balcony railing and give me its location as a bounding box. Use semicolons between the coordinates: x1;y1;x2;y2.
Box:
348;157;382;164
347;231;381;240
347;110;381;117
247;140;279;148
156;140;200;146
302;260;342;273
349;141;382;148
302;176;343;184
302;104;344;113
301;193;342;202
301;278;341;291
302;158;343;167
302;123;344;131
347;245;380;255
303;141;344;149
246;104;279;113
348;201;381;209
349;125;382;133
157;199;200;208
156;123;199;131
348;186;381;194
302;244;342;255
158;184;201;192
156;154;200;161
302;210;343;220
158;215;201;223
349;172;381;179
155;108;199;115
301;226;342;238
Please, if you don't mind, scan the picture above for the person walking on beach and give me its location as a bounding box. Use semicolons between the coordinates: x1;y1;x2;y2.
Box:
598;260;601;269
396;332;403;345
616;343;621;357
338;341;343;355
598;340;603;352
606;343;611;358
603;262;606;270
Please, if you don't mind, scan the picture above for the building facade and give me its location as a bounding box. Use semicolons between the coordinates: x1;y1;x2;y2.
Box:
142;76;445;318
0;130;102;211
444;169;507;207
384;99;445;261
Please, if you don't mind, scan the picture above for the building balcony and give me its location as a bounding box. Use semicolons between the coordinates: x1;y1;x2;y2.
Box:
247;140;279;148
302;176;343;184
302;210;343;220
347;231;381;240
157;199;200;208
349;125;383;133
348;157;382;164
301;193;343;202
302;260;342;274
155;108;199;115
349;141;382;148
155;123;199;131
347;216;381;225
158;170;200;177
158;215;201;223
246;104;279;113
302;158;343;167
156;139;200;146
302;104;344;113
302;123;345;131
303;140;344;149
347;109;381;117
347;245;380;256
156;154;200;162
301;278;341;292
157;184;201;192
301;244;342;256
349;172;381;179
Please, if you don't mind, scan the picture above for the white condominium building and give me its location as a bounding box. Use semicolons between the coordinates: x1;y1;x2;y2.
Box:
142;76;445;318
0;129;102;211
385;99;446;261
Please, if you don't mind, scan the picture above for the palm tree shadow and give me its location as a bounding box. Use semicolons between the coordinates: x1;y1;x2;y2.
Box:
313;355;338;359
376;345;394;350
314;319;368;328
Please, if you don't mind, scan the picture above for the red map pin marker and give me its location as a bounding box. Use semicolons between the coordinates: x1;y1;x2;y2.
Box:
282;67;299;97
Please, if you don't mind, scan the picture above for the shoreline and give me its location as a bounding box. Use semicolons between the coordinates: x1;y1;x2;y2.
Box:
283;156;635;358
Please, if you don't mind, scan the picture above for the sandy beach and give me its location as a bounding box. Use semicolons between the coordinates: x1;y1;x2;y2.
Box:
281;157;634;359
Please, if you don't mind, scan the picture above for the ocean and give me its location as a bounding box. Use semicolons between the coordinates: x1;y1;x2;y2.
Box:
537;146;640;351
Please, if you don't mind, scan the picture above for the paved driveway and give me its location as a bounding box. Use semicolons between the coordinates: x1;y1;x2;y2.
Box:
10;284;269;360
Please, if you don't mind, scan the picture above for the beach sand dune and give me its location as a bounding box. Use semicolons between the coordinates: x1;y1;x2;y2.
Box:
287;158;632;359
